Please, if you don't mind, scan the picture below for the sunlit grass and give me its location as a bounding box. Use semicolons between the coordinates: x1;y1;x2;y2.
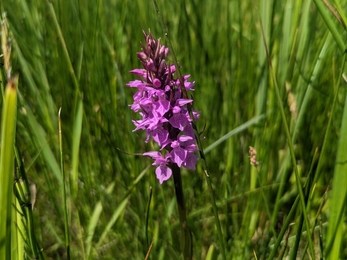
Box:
1;0;347;259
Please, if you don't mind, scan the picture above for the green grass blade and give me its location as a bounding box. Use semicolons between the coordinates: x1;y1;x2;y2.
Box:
0;77;18;259
17;94;62;183
313;0;346;52
85;182;115;259
291;32;331;142
325;61;347;259
2;0;347;258
58;108;71;260
94;166;150;253
204;114;267;154
71;99;83;197
268;195;300;260
11;197;24;260
47;1;79;97
14;145;46;259
95;197;129;250
260;23;315;257
332;0;347;30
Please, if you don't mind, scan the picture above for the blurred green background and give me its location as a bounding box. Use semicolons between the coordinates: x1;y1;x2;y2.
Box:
1;0;347;259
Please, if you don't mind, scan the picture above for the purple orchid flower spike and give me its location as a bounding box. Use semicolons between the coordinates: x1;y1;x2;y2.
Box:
127;30;200;184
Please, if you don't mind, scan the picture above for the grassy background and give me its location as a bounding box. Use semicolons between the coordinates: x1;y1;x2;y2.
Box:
1;0;347;259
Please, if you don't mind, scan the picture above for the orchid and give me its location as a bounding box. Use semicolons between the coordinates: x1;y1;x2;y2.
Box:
127;31;200;184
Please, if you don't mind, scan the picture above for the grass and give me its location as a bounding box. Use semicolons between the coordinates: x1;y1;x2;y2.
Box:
1;0;347;259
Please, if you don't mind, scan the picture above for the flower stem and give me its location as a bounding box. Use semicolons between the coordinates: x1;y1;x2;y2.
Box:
171;163;192;260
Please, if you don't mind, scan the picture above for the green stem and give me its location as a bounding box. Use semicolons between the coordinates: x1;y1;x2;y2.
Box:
313;0;346;53
0;77;17;260
268;195;300;260
153;2;227;258
260;21;314;257
58;108;71;260
171;163;192;260
14;146;42;259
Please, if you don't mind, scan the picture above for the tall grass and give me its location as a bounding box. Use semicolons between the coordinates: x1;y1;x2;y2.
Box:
1;0;347;259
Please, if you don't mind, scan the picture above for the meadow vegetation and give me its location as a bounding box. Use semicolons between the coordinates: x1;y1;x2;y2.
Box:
1;0;347;259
